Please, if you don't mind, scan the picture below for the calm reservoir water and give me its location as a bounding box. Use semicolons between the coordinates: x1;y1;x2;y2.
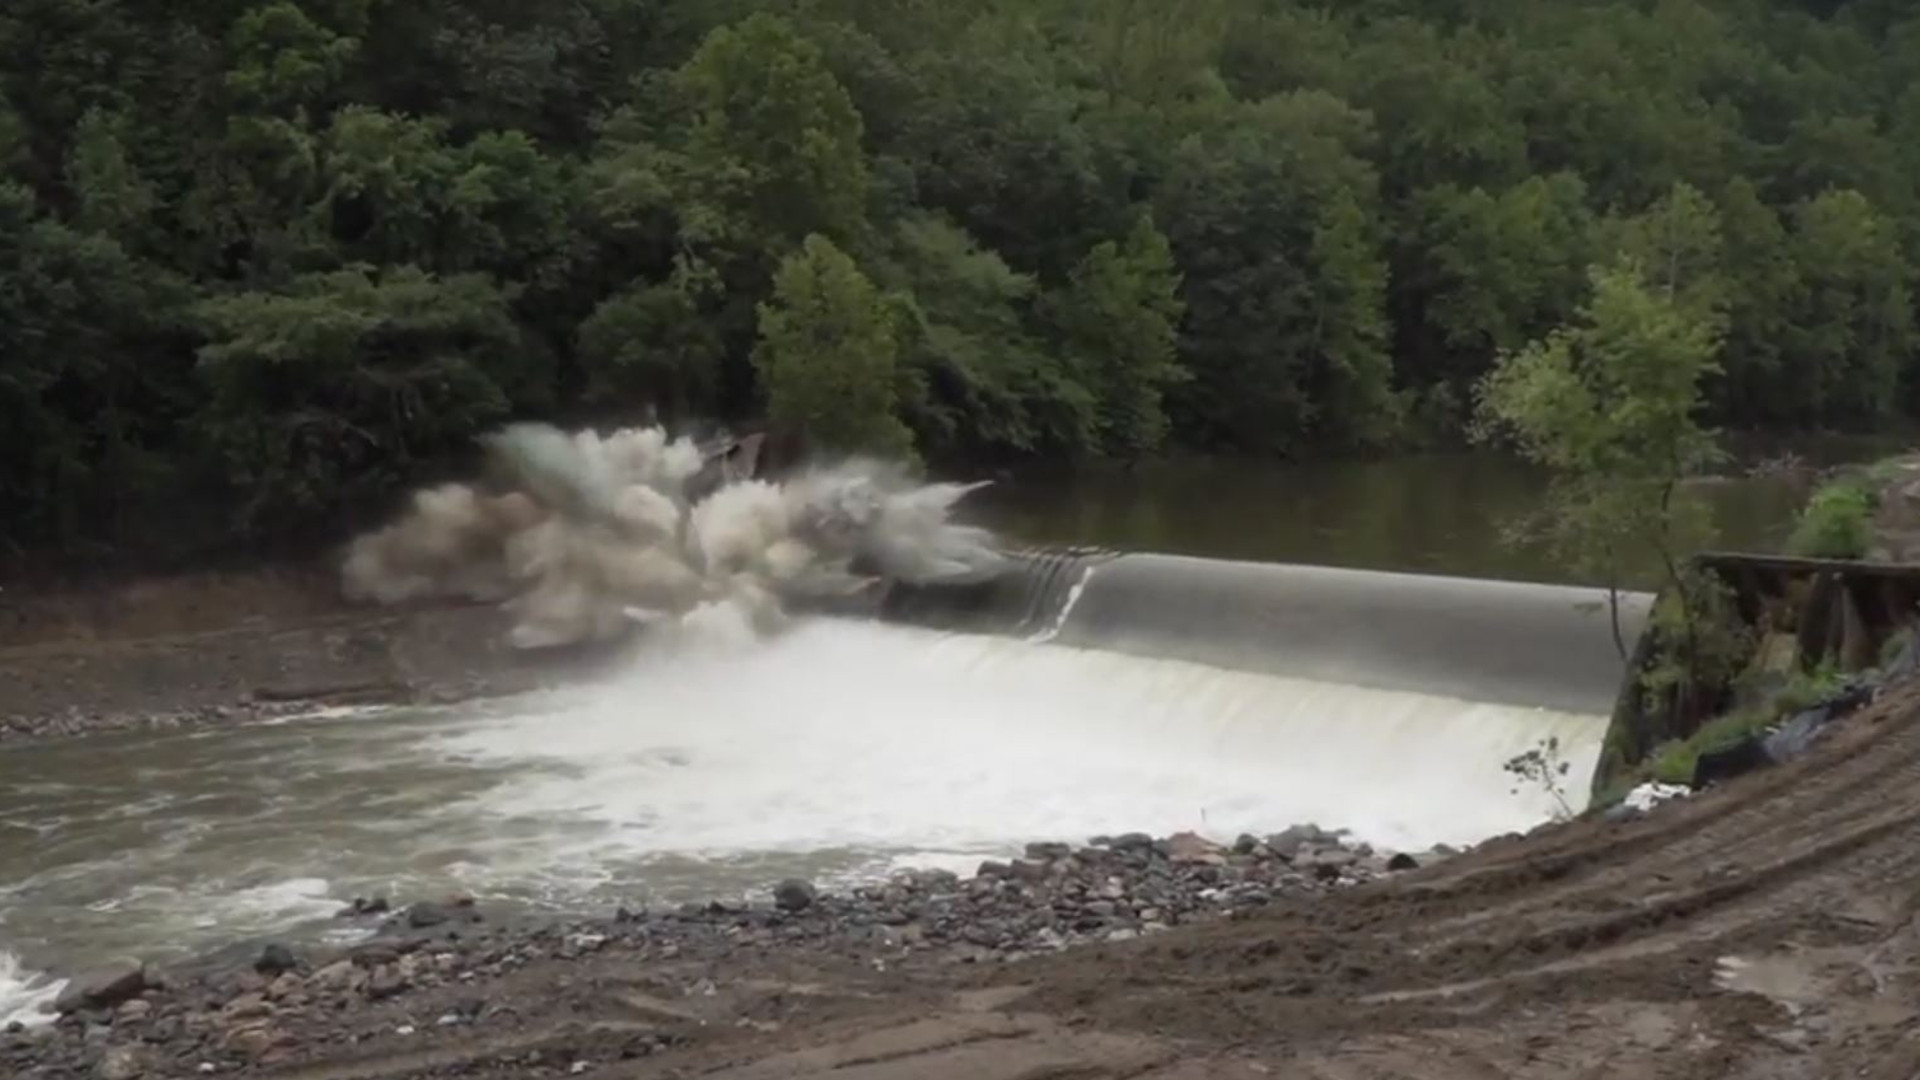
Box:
971;451;1839;586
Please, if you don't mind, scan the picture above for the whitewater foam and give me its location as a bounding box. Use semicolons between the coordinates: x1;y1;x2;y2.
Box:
430;619;1603;859
0;952;64;1029
1027;563;1097;643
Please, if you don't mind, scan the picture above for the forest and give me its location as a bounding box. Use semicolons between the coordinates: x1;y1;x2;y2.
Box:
2;0;1917;565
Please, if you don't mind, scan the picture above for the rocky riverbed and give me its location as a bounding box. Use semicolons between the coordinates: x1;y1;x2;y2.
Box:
2;825;1445;1078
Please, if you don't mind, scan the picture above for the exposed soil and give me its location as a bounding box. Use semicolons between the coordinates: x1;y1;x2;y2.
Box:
7;570;1920;1076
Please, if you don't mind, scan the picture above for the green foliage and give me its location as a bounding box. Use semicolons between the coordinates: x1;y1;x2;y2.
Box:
578;266;724;421
872;213;1094;458
1409;174;1597;369
1784;190;1914;421
675;13;870;256
225;1;359;112
1474;265;1724;592
1786;477;1877;558
753;235;913;459
1048;214;1188;457
10;0;1920;566
66;109;156;239
0;181;192;549
1476;262;1745;723
1638;568;1755;713
1638;659;1845;790
1602;182;1727;333
195;266;531;534
1154;90;1388;453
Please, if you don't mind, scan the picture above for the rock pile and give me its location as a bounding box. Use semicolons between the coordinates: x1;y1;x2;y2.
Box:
794;826;1433;957
2;826;1446;1076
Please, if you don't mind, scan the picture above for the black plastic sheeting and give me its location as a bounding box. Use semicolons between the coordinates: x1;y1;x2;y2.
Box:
1691;630;1920;790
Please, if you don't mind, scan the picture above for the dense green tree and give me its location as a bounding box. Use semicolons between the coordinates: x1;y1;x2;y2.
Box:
195;266;533;534
675;13;869;258
1309;192;1397;449
1342;20;1527;197
1048;214;1187;457
1474;264;1725;665
65;108;158;240
753;234;912;458
0;183;192;548
6;0;1920;567
1399;173;1597;399
1712;179;1801;422
1154;91;1386;453
576;263;725;420
1603;182;1728;331
1783;189;1914;420
870;214;1093;460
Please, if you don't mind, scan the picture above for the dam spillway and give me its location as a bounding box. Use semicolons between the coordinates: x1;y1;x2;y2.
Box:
883;549;1654;717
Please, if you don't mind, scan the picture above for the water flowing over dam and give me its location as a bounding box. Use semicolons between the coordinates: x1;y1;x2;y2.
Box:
0;444;1656;1026
885;549;1651;717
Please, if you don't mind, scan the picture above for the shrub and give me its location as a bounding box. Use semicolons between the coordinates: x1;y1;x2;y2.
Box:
1787;479;1876;559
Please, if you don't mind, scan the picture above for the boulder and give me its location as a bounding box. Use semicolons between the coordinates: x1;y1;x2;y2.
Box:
307;960;364;993
220;1021;287;1061
1265;824;1335;859
773;879;817;912
54;963;147;1014
253;944;298;976
366;965;409;1001
1166;831;1225;865
1006;860;1049;882
336;896;390;918
1386;853;1419;872
406;902;451;929
1301;846;1358;870
96;1044;146;1080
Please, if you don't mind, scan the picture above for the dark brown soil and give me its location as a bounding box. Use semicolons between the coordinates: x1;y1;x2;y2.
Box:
1015;678;1920;1077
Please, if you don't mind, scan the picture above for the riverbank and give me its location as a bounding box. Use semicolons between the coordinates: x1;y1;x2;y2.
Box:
0;573;638;743
2;825;1438;1077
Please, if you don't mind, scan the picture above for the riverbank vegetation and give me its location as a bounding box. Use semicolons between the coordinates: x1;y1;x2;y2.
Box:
1788;477;1881;558
4;1;1918;565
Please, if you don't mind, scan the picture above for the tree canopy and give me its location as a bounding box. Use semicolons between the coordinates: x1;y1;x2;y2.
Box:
4;0;1919;565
